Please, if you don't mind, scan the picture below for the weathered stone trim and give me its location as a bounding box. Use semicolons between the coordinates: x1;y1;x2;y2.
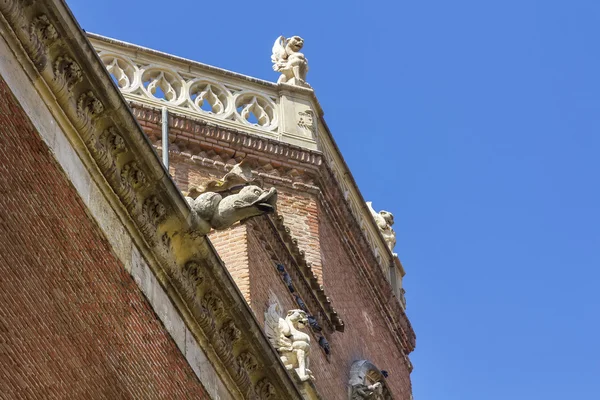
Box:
0;1;303;399
131;102;324;171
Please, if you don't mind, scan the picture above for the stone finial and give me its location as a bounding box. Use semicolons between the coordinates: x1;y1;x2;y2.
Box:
366;202;396;252
264;303;313;382
271;36;309;87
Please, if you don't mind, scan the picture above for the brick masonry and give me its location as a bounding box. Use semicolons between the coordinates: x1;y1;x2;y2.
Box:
208;223;251;304
246;215;412;400
0;76;209;399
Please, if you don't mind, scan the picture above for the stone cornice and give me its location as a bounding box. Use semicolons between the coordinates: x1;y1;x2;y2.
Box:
0;1;303;398
133;102;323;167
131;102;322;191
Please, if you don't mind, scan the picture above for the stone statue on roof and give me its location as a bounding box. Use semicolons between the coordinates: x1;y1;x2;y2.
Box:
366;202;396;252
271;36;309;87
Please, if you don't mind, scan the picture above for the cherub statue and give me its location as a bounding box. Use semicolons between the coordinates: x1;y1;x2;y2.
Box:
264;303;314;382
271;35;309;87
366;202;396;252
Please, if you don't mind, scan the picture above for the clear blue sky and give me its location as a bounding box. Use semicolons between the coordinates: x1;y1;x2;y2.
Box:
67;1;600;398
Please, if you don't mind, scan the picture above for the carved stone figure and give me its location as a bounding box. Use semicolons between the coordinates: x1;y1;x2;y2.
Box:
186;160;256;198
348;360;391;400
186;185;277;235
366;201;396;252
271;36;309;87
264;303;313;382
351;382;384;400
185;161;277;235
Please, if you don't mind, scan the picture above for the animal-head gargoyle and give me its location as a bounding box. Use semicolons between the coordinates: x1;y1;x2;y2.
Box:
186;185;278;235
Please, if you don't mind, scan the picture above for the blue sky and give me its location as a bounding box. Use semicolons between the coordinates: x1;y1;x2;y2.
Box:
67;0;600;398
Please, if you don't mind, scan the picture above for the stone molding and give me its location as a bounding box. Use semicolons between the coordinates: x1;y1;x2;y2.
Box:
0;1;304;399
132;102;322;190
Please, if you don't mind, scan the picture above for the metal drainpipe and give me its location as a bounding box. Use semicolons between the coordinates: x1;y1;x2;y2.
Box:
161;106;169;171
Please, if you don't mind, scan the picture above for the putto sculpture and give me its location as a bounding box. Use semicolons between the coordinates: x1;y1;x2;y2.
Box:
185;162;277;235
366;202;396;252
264;303;313;382
271;35;309;87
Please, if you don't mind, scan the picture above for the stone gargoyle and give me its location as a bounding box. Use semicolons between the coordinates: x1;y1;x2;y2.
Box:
185;162;277;235
186;185;277;235
264;303;313;382
271;35;309;87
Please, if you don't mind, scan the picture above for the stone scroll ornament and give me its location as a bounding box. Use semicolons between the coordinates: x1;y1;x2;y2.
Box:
271;36;310;87
366;201;396;253
264;303;314;382
185;162;277;235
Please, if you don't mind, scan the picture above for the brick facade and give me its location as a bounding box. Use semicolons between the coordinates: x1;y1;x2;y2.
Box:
208;223;251;304
243;215;412;400
0;76;209;399
156;128;415;398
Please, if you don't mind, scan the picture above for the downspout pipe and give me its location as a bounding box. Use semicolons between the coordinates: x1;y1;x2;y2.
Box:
161;106;169;171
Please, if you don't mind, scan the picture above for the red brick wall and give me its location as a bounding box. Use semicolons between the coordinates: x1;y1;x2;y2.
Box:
276;187;322;282
246;216;412;400
318;210;413;399
208;223;251;304
0;77;208;398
